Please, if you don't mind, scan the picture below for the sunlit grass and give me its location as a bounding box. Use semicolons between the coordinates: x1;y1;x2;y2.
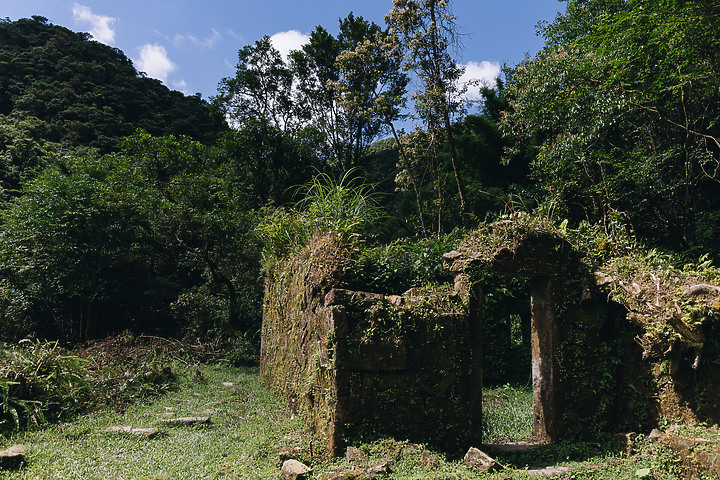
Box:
0;364;309;480
0;366;696;479
483;383;534;443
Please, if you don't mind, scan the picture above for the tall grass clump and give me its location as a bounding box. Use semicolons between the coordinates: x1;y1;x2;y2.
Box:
0;340;91;433
257;170;383;267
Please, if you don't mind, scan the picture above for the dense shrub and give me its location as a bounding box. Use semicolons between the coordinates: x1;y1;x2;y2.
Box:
341;234;459;294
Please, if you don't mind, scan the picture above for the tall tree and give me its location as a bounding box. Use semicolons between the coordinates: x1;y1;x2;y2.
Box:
291;13;398;172
502;0;720;252
216;36;298;133
386;0;472;229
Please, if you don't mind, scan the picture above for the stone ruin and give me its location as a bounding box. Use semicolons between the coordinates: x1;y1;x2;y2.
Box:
260;227;720;456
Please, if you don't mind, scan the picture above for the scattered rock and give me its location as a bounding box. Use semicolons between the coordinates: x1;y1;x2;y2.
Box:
648;428;665;443
221;382;234;387
683;284;720;297
419;450;439;468
160;416;210;425
281;459;311;480
463;447;499;473
695;450;720;476
366;460;391;476
104;426;159;438
0;445;29;469
524;465;570;477
317;472;349;480
316;467;362;480
345;446;365;462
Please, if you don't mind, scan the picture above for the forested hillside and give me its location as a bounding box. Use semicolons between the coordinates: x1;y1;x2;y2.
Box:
0;0;718;350
0;16;226;193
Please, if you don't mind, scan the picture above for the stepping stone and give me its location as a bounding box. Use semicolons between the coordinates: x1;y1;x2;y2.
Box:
0;445;29;469
160;416;210;425
104;426;159;438
523;465;570;477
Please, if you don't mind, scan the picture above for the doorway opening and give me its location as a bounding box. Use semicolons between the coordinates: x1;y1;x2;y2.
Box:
481;275;533;444
479;274;560;445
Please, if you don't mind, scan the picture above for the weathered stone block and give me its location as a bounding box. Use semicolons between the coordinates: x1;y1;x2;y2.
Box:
0;445;29;469
281;459;311;479
463;447;499;473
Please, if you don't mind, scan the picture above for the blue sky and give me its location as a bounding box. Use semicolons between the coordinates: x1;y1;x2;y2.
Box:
4;0;565;103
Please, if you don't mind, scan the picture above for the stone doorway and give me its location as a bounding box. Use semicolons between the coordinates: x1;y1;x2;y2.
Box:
469;274;561;445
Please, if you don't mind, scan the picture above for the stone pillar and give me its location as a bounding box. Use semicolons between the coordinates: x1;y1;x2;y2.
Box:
530;277;560;442
468;280;483;443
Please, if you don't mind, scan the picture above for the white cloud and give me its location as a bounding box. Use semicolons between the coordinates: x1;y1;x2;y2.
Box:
174;29;221;50
72;3;116;45
269;30;310;61
172;79;191;94
460;60;502;101
135;44;177;83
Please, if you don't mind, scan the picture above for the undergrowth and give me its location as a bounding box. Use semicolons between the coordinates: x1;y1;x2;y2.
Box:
0;333;233;436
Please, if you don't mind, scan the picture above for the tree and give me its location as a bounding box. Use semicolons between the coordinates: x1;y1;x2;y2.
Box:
386;0;472;229
0;155;160;342
216;36;298;133
502;0;720;253
118;133;263;334
0;17;225;156
292;13;402;172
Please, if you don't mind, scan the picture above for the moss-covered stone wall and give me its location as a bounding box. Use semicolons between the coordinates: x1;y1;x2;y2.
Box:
448;219;720;439
262;221;720;455
261;234;476;456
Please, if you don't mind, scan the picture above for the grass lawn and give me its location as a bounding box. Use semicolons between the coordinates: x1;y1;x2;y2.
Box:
0;364;702;479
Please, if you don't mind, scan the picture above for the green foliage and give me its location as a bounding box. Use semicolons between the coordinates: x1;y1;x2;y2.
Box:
0;17;224;163
257;170;382;267
0;132;265;342
0;156;159;342
0;340;91;432
503;0;720;255
299;170;383;240
342;234;458;293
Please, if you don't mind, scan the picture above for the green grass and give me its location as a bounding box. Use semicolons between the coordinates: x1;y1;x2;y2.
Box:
0;364;309;479
0;364;699;479
483;383;534;443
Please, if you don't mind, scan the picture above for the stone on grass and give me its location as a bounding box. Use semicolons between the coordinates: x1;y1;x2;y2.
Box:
366;459;391;476
345;446;365;462
317;472;350;480
104;426;159;438
281;459;311;480
0;445;29;469
648;428;665;443
524;465;570;477
160;416;210;425
463;447;499;473
419;450;439;468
